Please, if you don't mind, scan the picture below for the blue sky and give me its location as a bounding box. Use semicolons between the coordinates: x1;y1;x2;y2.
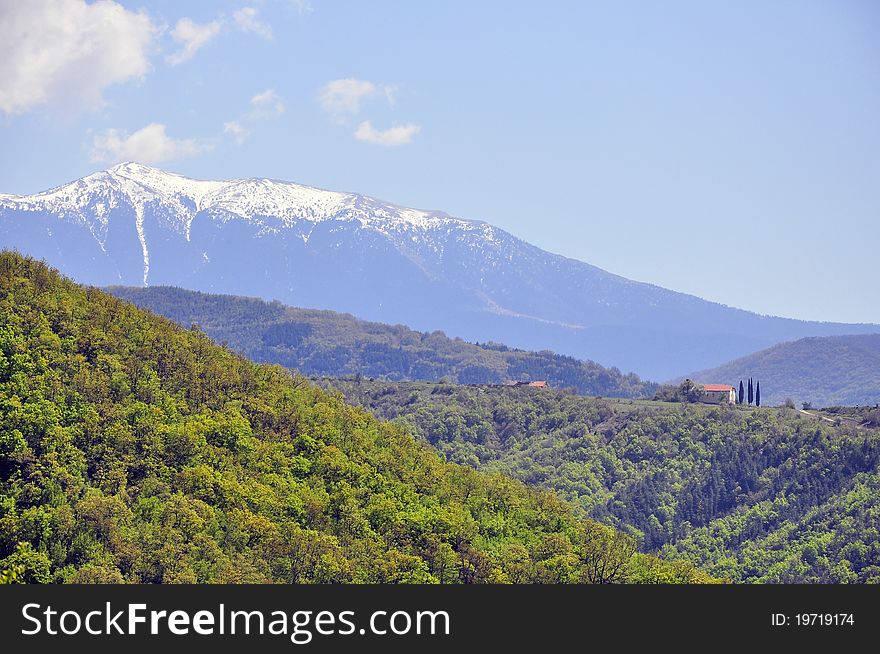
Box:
1;0;878;323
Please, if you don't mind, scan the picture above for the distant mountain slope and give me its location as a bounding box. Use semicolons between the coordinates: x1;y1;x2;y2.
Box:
2;163;876;379
1;251;712;584
681;334;880;407
108;285;657;398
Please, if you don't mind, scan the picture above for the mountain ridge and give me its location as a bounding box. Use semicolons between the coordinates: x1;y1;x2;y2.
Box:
2;163;876;380
108;284;657;398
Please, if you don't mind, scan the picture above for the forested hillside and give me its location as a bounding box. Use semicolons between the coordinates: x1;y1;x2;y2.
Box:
109;286;655;398
681;334;880;407
0;252;710;584
323;379;880;583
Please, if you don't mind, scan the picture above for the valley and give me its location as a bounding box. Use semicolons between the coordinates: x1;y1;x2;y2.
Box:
1;170;877;587
320;378;880;583
0;251;713;584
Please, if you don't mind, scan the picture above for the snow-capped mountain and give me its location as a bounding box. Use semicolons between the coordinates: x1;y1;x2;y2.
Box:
1;163;875;379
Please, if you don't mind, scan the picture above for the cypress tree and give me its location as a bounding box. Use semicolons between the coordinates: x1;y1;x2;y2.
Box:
739;380;744;405
756;381;761;407
748;378;753;405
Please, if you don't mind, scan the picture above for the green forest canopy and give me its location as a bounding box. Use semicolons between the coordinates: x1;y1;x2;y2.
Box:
323;379;880;583
0;251;710;584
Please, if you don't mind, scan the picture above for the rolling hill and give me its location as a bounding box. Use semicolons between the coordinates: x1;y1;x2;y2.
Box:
2;163;876;380
682;334;880;407
0;251;712;584
108;285;656;399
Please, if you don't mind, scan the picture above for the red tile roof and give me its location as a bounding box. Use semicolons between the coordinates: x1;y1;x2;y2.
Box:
703;384;734;392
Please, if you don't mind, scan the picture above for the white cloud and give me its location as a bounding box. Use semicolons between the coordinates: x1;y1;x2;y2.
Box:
383;84;399;109
354;121;420;147
249;89;285;118
90;123;207;163
319;78;418;145
223;89;284;145
223;120;248;145
0;0;158;116
167;17;222;66
291;0;314;15
318;78;376;122
233;7;272;39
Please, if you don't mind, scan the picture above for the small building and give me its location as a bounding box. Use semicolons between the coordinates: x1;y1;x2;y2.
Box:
701;383;736;405
527;380;548;388
507;380;549;388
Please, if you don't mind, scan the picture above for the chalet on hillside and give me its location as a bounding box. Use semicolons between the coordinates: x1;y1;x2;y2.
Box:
701;383;736;405
504;380;549;388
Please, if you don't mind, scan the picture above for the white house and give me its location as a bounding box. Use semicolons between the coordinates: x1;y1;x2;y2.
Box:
701;384;736;404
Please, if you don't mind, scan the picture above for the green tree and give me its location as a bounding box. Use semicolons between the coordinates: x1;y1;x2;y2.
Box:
0;251;707;585
326;375;880;583
0;542;51;584
577;523;637;584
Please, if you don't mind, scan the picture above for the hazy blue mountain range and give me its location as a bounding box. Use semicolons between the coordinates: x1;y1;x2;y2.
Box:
682;334;880;407
2;163;875;379
108;285;656;398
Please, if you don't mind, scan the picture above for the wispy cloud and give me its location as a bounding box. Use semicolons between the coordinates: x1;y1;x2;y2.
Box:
354;121;420;147
319;78;419;145
383;84;400;110
167;17;222;66
318;78;377;122
0;0;158;116
223;120;249;145
291;0;314;15
233;7;273;40
249;89;285;118
90;123;207;163
223;89;286;145
168;8;282;65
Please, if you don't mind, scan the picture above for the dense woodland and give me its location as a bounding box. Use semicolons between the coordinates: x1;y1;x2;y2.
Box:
0;252;712;584
110;286;655;399
323;379;880;583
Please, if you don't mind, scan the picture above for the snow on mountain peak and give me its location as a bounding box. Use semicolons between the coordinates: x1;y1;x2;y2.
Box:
0;164;501;288
207;177;351;224
108;162;227;210
1;163;475;235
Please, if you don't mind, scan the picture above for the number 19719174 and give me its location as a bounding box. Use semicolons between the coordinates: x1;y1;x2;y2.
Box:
772;613;855;627
797;613;854;627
